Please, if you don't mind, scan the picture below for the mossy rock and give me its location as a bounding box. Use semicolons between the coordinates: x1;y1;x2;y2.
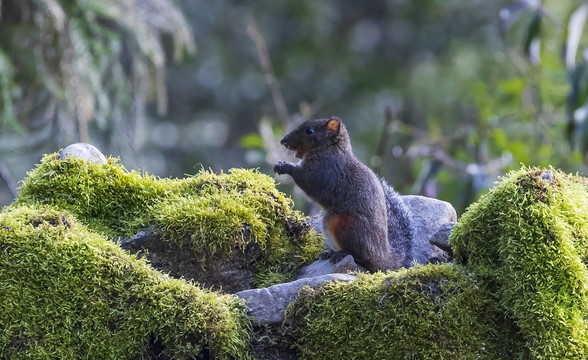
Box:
450;167;588;359
287;263;519;359
0;205;251;359
16;153;324;289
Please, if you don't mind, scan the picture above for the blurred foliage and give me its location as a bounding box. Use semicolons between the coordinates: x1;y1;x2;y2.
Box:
0;0;193;157
4;0;588;213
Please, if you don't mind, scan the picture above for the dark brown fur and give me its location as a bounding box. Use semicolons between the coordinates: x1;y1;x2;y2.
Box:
274;117;391;271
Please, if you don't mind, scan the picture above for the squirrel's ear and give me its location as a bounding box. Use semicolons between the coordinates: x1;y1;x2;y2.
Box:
326;117;341;137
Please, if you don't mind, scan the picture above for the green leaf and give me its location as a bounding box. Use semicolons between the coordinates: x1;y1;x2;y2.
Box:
523;10;543;64
566;62;588;149
565;4;588;69
239;133;265;149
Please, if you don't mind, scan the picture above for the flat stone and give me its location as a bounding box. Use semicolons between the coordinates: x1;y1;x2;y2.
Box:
236;273;357;324
297;254;365;279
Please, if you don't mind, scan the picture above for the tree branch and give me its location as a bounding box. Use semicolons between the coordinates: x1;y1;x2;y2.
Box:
246;16;290;127
373;106;395;174
0;162;18;198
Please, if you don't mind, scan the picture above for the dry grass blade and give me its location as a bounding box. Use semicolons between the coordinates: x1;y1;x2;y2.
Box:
246;15;290;127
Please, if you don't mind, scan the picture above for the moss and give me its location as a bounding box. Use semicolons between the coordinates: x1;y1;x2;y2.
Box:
0;204;252;359
288;264;517;359
17;153;324;287
289;166;588;359
450;167;588;359
17;153;170;237
150;168;325;287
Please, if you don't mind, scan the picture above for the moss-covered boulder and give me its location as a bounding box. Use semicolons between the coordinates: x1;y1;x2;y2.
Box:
0;205;251;359
16;153;324;290
450;167;588;359
287;264;517;359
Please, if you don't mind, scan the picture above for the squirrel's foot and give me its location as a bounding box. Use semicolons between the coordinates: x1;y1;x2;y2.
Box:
319;250;349;264
273;161;294;175
318;250;335;260
328;251;350;264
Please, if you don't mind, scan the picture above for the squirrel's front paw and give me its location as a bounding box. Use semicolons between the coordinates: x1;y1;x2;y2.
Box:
273;161;292;175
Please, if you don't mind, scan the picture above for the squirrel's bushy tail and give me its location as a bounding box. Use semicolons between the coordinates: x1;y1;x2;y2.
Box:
380;179;414;269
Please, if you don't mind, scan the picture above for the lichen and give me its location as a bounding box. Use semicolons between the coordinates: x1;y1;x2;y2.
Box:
450;166;588;359
0;204;252;359
288;264;518;359
16;154;325;287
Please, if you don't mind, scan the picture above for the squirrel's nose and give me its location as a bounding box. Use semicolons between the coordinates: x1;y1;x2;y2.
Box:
280;136;288;145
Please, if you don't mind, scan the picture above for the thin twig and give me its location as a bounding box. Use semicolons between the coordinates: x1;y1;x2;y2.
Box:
374;106;395;174
246;16;290;127
0;162;18;198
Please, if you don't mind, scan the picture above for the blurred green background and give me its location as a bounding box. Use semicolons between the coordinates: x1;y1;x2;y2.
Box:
1;0;588;214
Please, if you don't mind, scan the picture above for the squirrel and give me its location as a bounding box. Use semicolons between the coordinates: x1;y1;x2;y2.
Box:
274;116;413;272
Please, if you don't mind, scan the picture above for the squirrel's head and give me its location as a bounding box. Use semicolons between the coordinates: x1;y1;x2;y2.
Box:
280;116;350;159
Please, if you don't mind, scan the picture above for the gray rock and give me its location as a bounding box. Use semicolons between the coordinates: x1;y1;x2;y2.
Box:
402;195;457;264
428;222;455;262
296;254;365;280
542;169;554;182
236;273;357;324
59;143;107;164
306;194;457;270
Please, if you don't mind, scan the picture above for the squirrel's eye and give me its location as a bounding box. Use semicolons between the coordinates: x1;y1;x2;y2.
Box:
305;128;314;135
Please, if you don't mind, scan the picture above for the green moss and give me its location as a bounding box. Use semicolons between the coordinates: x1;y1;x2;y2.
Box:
151;168;325;287
450;167;588;359
0;204;251;359
17;153;170;237
288;166;588;359
288;264;517;359
16;153;324;287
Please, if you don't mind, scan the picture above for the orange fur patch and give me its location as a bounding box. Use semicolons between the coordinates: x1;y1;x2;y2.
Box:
327;214;354;248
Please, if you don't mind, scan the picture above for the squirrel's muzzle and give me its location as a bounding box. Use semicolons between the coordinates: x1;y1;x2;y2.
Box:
280;133;294;149
280;135;289;146
280;133;304;158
